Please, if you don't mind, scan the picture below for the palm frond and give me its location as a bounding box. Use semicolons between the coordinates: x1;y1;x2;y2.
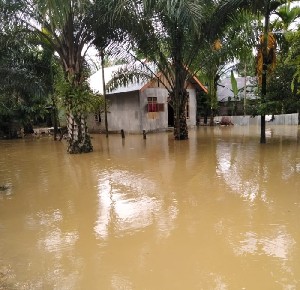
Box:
106;62;158;92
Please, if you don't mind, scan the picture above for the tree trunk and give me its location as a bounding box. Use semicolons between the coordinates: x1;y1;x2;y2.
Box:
173;89;188;140
209;75;218;126
66;111;93;154
209;110;214;126
53;107;58;141
59;31;93;153
24;123;34;134
244;64;247;116
172;28;188;141
260;2;271;144
51;97;59;141
260;115;266;143
174;106;188;140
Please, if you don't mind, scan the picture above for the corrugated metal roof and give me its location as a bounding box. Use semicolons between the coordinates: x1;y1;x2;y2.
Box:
217;77;257;102
89;64;151;95
89;63;208;95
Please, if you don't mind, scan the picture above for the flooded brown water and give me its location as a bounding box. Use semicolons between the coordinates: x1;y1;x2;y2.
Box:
0;125;299;290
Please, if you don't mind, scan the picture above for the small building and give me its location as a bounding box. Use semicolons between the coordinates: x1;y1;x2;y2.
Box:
217;76;258;116
88;65;207;134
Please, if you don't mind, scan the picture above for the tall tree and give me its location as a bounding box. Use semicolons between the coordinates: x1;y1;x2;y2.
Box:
249;0;298;143
285;29;300;124
227;11;259;115
197;39;237;125
0;0;111;153
0;25;52;137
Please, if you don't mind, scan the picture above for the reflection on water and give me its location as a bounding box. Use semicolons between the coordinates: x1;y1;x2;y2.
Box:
216;142;264;202
0;125;299;289
94;169;178;241
234;228;296;259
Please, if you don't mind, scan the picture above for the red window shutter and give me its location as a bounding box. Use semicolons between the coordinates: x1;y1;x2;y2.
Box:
157;103;164;112
148;103;158;112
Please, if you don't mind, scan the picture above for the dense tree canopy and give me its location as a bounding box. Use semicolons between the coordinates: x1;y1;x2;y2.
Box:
105;0;258;139
0;0;111;152
0;0;300;147
0;24;55;137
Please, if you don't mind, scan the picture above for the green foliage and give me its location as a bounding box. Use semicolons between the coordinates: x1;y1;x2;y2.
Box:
196;89;211;118
286;30;300;92
54;73;105;116
247;56;299;117
230;71;238;97
0;23;57;136
272;2;300;31
267;57;299;114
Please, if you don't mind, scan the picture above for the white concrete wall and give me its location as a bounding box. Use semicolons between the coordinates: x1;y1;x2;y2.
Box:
187;88;197;127
140;88;169;132
87;87;198;134
214;113;299;126
107;92;141;133
86;114;104;133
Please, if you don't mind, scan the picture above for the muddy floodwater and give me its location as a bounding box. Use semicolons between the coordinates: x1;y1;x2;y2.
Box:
0;125;300;290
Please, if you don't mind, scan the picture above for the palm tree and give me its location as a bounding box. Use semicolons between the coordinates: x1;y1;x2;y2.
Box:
37;0;98;153
197;12;259;124
0;0;113;153
226;11;259;116
109;0;254;140
273;1;300;31
285;28;300;124
0;24;52;137
197;40;236;125
249;0;298;143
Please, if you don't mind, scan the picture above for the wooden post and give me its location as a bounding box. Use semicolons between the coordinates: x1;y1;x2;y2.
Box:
121;129;125;139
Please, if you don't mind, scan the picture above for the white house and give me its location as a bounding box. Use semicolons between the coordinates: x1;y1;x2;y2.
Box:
88;65;207;134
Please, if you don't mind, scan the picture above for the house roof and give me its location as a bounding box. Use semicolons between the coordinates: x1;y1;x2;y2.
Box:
188;75;208;93
89;64;207;95
89;64;147;95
